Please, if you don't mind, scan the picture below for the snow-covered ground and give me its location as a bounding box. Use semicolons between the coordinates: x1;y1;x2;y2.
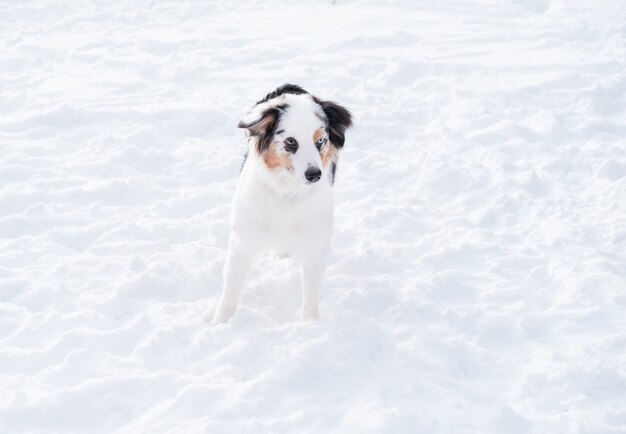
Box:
1;0;625;432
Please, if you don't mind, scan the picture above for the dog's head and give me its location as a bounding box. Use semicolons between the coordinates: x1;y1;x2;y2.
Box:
238;84;352;185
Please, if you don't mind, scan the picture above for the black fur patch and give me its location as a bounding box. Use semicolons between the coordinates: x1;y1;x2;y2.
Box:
330;161;337;185
256;84;309;105
314;97;353;148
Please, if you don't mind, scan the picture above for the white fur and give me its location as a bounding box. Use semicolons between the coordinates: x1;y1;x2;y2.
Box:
213;93;336;323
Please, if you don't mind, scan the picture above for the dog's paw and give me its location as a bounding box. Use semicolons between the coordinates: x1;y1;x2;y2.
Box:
212;304;237;325
301;306;320;321
274;250;290;259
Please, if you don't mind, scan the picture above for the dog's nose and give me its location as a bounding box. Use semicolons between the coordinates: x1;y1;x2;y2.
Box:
305;167;322;183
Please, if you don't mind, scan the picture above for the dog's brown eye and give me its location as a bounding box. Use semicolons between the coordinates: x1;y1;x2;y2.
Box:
284;137;298;153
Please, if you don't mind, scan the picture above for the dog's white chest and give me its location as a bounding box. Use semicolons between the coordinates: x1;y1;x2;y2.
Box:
232;172;333;257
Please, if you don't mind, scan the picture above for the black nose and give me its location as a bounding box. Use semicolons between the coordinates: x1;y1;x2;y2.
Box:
305;167;322;183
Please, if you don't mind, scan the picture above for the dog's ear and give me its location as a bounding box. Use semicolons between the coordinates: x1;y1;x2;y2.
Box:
319;100;352;148
238;105;279;136
238;104;282;153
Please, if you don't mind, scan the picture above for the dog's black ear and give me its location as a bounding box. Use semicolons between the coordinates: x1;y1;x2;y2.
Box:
238;106;281;153
319;100;353;148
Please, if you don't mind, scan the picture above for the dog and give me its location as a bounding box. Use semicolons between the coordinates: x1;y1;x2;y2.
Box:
212;84;352;323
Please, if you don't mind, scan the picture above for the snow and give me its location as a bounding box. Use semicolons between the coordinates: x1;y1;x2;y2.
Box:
1;0;625;433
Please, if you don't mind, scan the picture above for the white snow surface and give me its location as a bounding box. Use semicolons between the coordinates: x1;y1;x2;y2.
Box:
1;0;626;433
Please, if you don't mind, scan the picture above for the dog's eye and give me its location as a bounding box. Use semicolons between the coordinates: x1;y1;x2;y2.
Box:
284;137;298;153
315;137;327;150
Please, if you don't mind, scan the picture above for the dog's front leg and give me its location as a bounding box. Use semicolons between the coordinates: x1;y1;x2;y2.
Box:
213;237;254;324
301;250;328;320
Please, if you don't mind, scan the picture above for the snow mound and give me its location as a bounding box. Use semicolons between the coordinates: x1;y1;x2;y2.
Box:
1;0;625;433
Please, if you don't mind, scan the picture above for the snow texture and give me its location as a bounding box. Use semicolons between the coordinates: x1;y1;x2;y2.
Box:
1;0;625;433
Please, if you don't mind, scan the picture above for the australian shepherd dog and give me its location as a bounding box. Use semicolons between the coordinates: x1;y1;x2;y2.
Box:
213;84;352;323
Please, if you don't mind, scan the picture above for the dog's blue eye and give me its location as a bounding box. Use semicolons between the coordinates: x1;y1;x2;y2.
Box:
316;137;327;149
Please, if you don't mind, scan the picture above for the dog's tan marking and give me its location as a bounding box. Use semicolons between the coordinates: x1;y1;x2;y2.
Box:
314;129;336;168
323;144;337;169
263;141;293;171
